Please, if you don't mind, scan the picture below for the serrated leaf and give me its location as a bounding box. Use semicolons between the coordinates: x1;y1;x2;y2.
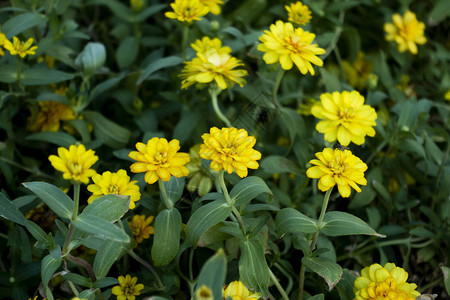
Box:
229;176;272;207
81;194;129;222
137;56;183;84
93;240;123;279
302;256;342;290
276;208;318;235
0;193;27;225
321;211;385;237
194;249;227;300
151;208;182;266
72;214;129;243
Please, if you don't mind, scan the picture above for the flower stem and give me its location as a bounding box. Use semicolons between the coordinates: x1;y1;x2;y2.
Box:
210;87;232;128
272;68;285;109
63;183;81;255
158;179;173;209
128;250;164;289
269;268;289;300
218;170;245;234
16;58;22;87
67;280;79;296
181;25;190;61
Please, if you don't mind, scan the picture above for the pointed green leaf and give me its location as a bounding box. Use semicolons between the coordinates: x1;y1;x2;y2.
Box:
27;131;77;148
81;194;130;222
137;56;183;84
302;256;342;291
194;249;227;300
152;208;182;266
116;36;139;69
42;254;62;300
229;176;272;207
276;208;318;235
161;176;185;204
21;69;74;86
72;214;129;243
261;155;302;175
0;193;27;226
321;211;385;237
83;111;131;148
1;12;47;38
93;240;123;279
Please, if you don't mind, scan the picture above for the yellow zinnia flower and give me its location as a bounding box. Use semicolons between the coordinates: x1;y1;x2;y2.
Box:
306;148;367;198
191;37;231;56
311;91;377;146
165;0;209;23
128;137;190;184
199;0;223;15
49;145;98;184
128;215;154;244
111;275;144;300
257;20;325;75
29;101;75;132
353;263;421;300
223;281;261;300
199;127;261;178
0;30;6;56
4;36;38;58
285;1;312;26
384;11;426;55
445;89;450;102
87;169;141;209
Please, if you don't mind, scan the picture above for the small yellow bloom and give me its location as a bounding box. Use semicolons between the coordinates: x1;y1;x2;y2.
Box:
128;215;154;244
4;36;38;58
199;0;223;15
306;148;367;198
29;101;75;132
384;11;426;55
165;0;209;23
223;281;261;300
285;1;312;26
129;137;190;184
258;20;325;75
111;275;144;300
353;263;421;300
87;170;141;209
195;284;213;300
49;144;98;184
130;0;144;12
445;90;450;101
191;37;231;56
0;30;7;56
311;91;377;146
342;52;376;90
199;127;261;178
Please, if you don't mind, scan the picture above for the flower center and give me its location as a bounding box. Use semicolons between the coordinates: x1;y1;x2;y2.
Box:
108;185;120;194
154;152;168;164
68;162;82;175
286;36;303;52
367;278;399;299
221;144;237;156
338;107;355;121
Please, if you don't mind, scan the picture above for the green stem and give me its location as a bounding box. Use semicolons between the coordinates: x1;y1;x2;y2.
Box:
0;233;8;240
218;170;245;234
72;183;80;220
16;58;22;87
269;268;289;300
189;247;195;281
210;87;232;127
158;179;173;209
67;280;79;296
181;25;190;61
298;265;306;300
321;10;345;60
272;68;285;109
128;250;164;289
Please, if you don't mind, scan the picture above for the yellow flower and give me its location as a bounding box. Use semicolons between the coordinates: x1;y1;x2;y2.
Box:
128;215;154;244
49;144;98;184
87;170;141;209
285;1;312;26
257;20;325;75
29;101;75;132
445;89;450;101
311;91;377;146
130;0;144;12
4;36;38;58
0;30;6;56
191;37;231;56
353;263;421;300
129;137;190;184
384;11;426;55
28;297;47;300
342;52;376;90
199;0;223;15
111;275;144;300
199;127;261;178
180;49;248;90
223;281;261;300
306;148;367;198
165;0;209;23
195;285;213;300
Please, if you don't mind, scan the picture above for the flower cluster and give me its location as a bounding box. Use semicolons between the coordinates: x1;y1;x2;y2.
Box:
112;275;144;300
384;11;426;55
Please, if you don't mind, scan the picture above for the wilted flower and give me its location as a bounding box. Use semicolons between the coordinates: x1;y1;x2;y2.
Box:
285;1;312;26
342;52;377;90
129;137;190;184
199;127;261;178
4;36;37;58
165;0;209;23
128;215;154;244
311;91;377;146
306;148;367;198
111;275;144;300
258;20;325;75
353;263;421;300
199;0;223;15
87;170;141;209
223;281;261;300
191;37;231;56
29;101;75;132
384;11;426;55
49;144;98;184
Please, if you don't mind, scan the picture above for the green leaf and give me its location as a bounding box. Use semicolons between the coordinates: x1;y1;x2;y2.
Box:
239;235;270;296
0;65;18;83
302;256;342;290
63;273;91;287
93;240;123;279
276;208;318;235
41;254;62;299
137;56;183;84
86;0;132;22
161;176;185;205
320;211;385;237
0;193;27;226
81;194;129;222
25;220;53;248
1;12;48;38
373;51;393;88
83;111;131;148
75;42;106;76
21;68;74;86
261;155;302;174
23;182;74;220
280;107;306;141
430;0;450;23
116;36;139;69
90;73;127;101
194;249;227;300
151;208;182;266
320;68;341;92
186;199;232;247
229;176;272;207
93;277;119;288
173;110;201;144
307;295;324;300
336;269;358;300
72;214;129;243
26;131;77;148
440;265;450;295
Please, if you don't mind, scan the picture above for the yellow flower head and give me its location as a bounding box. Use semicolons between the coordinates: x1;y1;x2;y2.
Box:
195;285;214;300
199;127;261;178
199;0;223;15
111;275;144;300
306;148;368;198
311;91;377;146
128;215;154;244
29;101;75;132
191;37;231;56
353;263;421;300
384;11;426;55
342;52;376;90
130;0;144;12
285;1;312;26
257;20;325;75
180;49;248;90
223;281;261;300
4;36;38;58
0;30;7;56
165;0;209;23
129;137;190;184
87;169;141;209
445;89;450;102
49;144;98;184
